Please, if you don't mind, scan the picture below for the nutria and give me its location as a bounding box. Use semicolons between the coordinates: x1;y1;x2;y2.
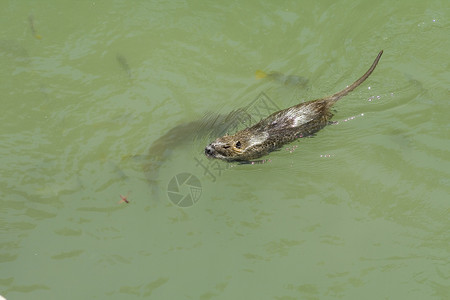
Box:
143;109;252;191
205;50;383;162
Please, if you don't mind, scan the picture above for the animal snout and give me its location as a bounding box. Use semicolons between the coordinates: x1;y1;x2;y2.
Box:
205;145;215;156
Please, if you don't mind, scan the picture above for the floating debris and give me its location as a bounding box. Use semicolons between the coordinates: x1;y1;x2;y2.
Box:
118;193;130;204
255;70;308;87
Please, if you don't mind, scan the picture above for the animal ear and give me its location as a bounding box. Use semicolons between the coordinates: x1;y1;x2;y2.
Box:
235;141;241;149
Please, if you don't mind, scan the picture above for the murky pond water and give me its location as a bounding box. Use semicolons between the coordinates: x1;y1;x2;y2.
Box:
1;1;449;299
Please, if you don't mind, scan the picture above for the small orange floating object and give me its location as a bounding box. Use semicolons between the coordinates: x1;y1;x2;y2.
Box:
119;193;130;204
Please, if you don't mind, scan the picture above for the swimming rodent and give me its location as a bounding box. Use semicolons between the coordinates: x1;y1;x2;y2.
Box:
205;50;383;162
143;109;252;192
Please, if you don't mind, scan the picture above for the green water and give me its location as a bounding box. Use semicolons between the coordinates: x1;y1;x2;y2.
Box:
1;1;449;299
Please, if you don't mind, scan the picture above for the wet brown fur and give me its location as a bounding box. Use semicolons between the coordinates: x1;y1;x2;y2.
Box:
205;51;383;162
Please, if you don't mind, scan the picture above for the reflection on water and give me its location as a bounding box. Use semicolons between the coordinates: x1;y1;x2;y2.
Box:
116;54;132;78
0;40;29;61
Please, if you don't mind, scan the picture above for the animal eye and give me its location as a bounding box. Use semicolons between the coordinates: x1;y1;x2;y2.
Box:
223;145;230;149
235;141;241;149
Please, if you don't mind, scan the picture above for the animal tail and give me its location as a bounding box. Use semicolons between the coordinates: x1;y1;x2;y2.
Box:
325;50;383;105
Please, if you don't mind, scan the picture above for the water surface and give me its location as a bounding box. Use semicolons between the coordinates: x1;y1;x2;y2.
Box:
1;1;449;299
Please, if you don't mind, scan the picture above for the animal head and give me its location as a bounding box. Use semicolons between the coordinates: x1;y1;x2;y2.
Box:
204;130;269;162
